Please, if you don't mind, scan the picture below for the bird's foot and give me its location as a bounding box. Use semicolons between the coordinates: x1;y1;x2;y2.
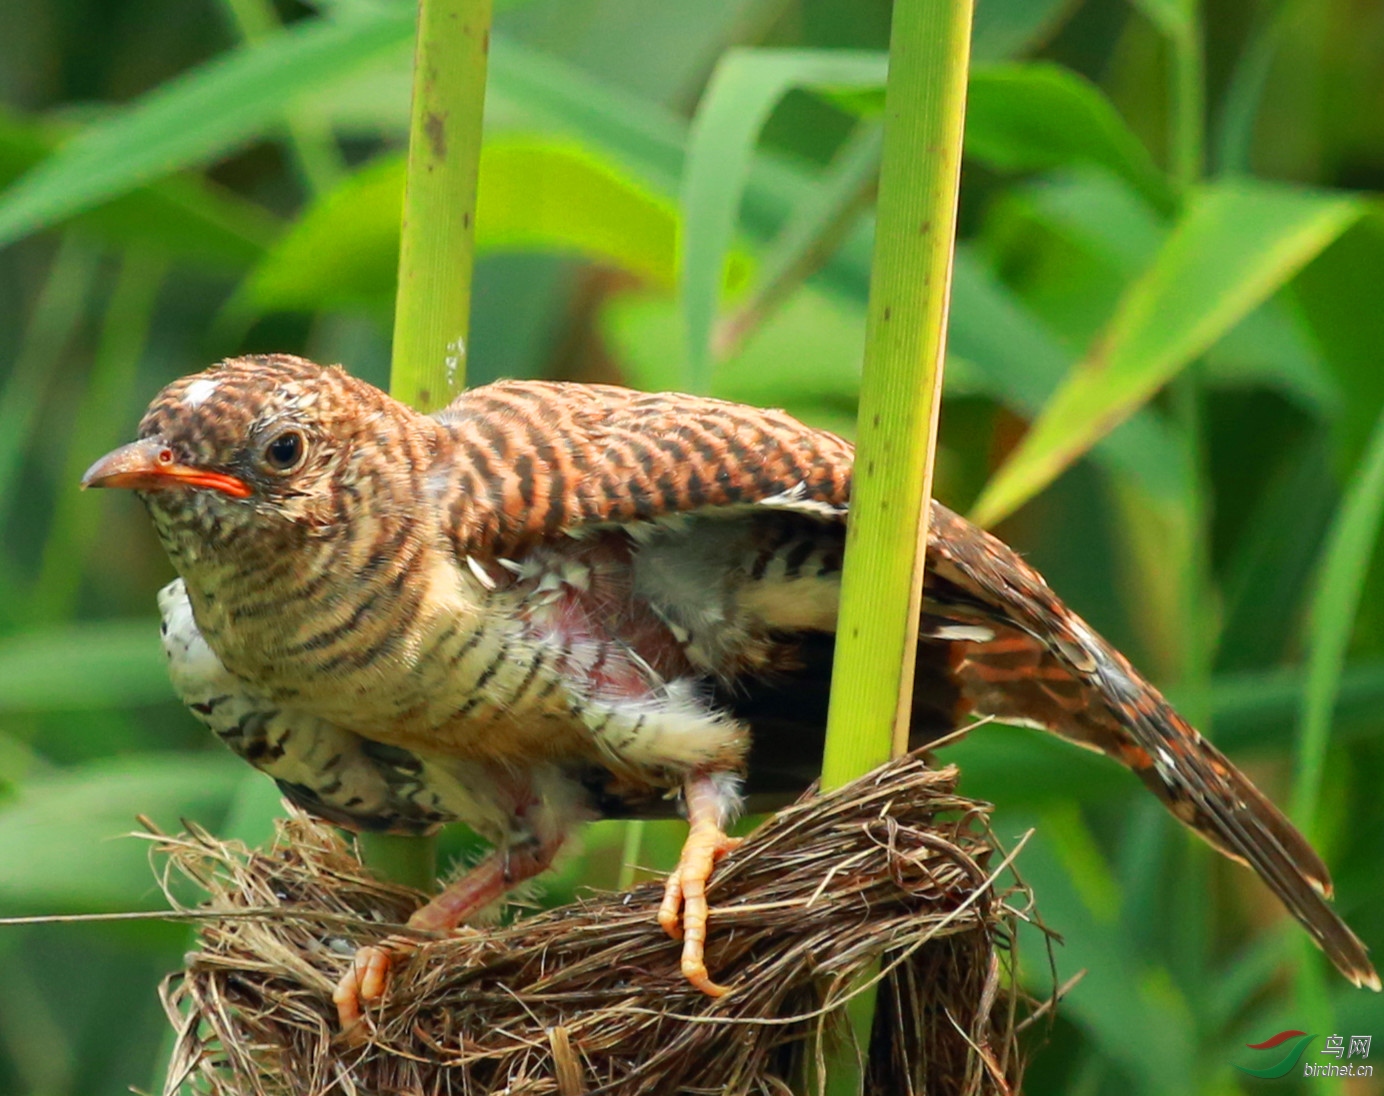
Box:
333;835;564;1041
658;776;743;997
333;935;416;1044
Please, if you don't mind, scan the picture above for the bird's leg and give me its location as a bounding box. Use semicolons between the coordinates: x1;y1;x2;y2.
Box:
334;834;563;1040
658;773;743;996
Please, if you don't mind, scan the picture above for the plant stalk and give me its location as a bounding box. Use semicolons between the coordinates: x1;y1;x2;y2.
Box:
364;0;493;892
389;0;492;413
817;0;972;1091
820;0;971;790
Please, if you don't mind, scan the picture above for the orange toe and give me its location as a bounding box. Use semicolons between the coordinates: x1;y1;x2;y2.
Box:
333;942;404;1042
661;816;742;997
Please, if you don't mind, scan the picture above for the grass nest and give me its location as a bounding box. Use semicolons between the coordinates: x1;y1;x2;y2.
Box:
157;753;1040;1096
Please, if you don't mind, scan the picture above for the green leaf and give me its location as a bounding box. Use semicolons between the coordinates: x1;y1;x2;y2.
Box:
1010;170;1338;413
237;154;402;314
1008;811;1197;1092
972;180;1362;526
0;620;169;713
950;246;1191;508
0;238;100;519
965;63;1174;211
825;62;1173;211
714;119;881;359
1205;300;1339;415
1292;402;1384;834
680;48;888;391
0;7;413;250
0;108;276;269
1129;0;1193;40
477;140;682;287
1293;213;1384;471
239;138;691;317
971;0;1077;63
0;755;240;911
490;37;872;295
487;37;688;193
604;285;868;413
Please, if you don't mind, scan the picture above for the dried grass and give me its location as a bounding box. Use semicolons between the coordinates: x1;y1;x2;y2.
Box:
157;754;1040;1096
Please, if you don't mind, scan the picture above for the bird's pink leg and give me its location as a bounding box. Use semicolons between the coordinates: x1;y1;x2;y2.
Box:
334;836;562;1040
658;774;743;996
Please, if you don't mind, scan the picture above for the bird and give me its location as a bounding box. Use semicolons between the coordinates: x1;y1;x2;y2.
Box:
82;353;1378;1034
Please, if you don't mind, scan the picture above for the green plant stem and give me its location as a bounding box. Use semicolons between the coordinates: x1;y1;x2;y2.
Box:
821;0;971;789
616;819;646;891
389;0;492;413
818;1;971;1091
357;831;440;894
363;0;493;893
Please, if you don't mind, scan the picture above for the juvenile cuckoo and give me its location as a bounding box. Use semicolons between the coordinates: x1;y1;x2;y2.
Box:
83;354;1379;1032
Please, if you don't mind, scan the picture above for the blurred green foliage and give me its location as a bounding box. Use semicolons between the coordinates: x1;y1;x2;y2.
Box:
1;0;1383;1093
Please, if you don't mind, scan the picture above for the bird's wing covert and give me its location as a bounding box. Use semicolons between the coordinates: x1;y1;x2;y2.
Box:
433;381;854;554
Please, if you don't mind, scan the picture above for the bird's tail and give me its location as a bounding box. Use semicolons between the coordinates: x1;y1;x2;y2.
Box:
921;504;1377;991
948;620;1379;991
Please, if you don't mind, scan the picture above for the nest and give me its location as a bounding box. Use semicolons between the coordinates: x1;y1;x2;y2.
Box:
157;755;1039;1096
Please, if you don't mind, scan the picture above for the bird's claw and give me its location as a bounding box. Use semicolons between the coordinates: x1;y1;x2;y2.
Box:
332;936;414;1044
658;823;742;997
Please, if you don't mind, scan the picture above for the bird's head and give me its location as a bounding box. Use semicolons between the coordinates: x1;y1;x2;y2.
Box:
82;354;414;566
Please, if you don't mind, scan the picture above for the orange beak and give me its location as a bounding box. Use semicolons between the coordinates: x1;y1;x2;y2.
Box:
81;438;252;499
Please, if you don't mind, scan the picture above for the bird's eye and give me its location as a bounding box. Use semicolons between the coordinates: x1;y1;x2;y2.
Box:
262;431;305;472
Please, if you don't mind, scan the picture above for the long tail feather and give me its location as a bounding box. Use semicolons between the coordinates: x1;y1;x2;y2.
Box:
925;504;1379;990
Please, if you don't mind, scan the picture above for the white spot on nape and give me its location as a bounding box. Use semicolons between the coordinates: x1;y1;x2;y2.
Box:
183;378;220;408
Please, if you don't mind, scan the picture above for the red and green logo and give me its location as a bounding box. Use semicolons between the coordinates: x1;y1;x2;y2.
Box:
1236;1030;1318;1079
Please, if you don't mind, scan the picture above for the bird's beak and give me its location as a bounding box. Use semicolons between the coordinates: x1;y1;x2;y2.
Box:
80;438;252;499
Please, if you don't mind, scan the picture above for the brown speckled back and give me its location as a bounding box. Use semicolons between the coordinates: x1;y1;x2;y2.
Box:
433;380;854;555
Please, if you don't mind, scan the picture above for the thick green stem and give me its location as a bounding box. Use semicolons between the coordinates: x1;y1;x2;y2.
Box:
364;0;493;892
817;1;971;1090
357;831;440;895
390;0;492;413
820;0;971;790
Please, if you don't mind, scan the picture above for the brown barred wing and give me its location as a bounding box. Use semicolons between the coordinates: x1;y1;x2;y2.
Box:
924;505;1379;991
432;381;854;555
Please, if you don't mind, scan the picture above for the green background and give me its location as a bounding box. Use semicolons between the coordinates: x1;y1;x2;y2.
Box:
1;0;1383;1093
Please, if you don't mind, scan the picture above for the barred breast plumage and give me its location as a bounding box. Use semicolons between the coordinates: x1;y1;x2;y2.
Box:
83;353;1377;1032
